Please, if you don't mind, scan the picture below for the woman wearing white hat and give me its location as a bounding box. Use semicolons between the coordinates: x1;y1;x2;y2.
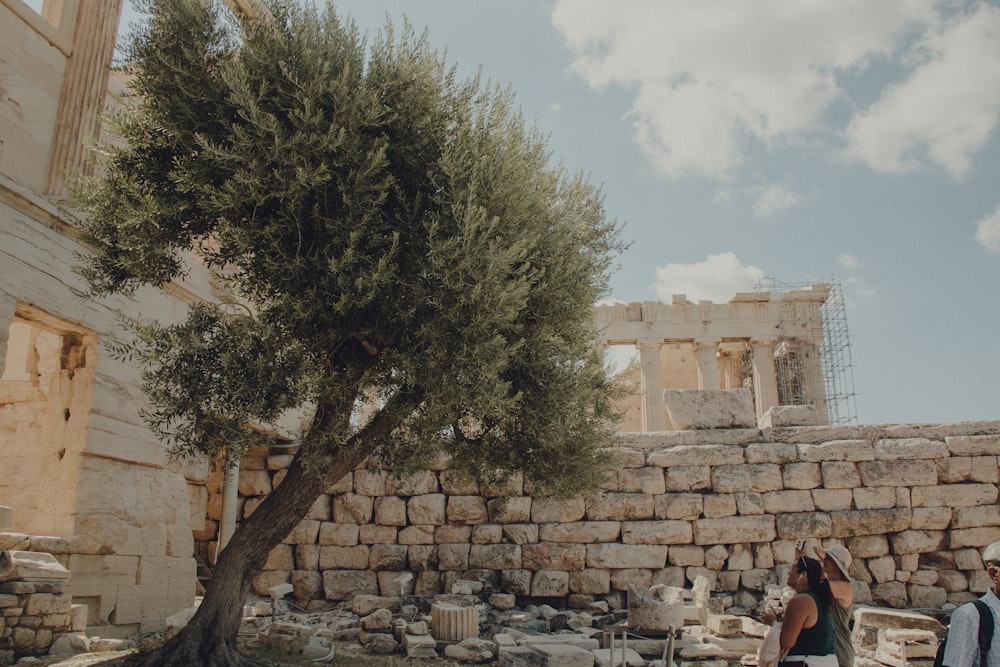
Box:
814;544;854;667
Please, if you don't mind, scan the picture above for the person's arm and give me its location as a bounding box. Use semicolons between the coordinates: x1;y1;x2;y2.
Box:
828;579;853;607
779;594;816;652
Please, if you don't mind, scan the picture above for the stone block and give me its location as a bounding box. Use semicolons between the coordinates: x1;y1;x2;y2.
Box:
472;524;503;544
522;543;586;571
403;632;438;658
762;490;814;515
359;524;398;545
655;493;703;520
318;545;369;570
782;462;822;489
447;496;488;524
237;470;271;496
746;442;799;464
332;494;373;524
404;494;444;525
812;488;853;511
702;494;737;518
858;460;937;487
735;492;765;515
0;551;70;582
531;498;586;523
647;445;745;467
586;493;654;520
890;530;946;554
398;525;434;545
354;469;387;496
711;464;783;493
663;388;755;430
318;522;358;546
569;569;610;595
386;470;439;496
498;645;546;666
663;465;711;492
586;544;665;569
488;497;533;524
527;641;596;666
469;544;521;570
758;405;821;428
438;544;470;571
853;487;898;510
530;571;569;597
323;570;377;600
621;520;691;545
798;440;874;462
693;516;775;545
0;507;12;532
606;467;666;494
945;434;1000;456
911;483;997;508
539;521;620;544
502;524;539;545
830;508;911;537
369;544;408;570
874;438;948;460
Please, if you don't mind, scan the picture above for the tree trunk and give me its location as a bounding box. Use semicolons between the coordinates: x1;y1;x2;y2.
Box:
135;454;332;666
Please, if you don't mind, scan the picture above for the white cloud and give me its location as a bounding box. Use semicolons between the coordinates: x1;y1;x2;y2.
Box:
844;4;1000;178
551;1;1000;181
975;205;1000;254
753;185;802;217
652;252;764;303
838;253;860;269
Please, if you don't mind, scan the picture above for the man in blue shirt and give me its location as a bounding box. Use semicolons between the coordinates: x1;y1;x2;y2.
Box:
940;540;1000;667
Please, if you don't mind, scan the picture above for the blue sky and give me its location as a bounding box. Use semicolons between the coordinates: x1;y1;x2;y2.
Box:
111;0;1000;425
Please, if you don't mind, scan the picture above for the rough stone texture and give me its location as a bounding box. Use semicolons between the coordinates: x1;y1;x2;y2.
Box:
663;389;756;430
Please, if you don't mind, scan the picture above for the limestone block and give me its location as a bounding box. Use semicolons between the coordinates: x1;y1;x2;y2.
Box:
569;569;610;595
291;570;323;600
502;524;539;545
952;505;1000;528
404;494;445;526
434;525;472;544
874;438;948;460
911;483;997;508
0;551;70;582
946;434;1000;456
909;569;939;586
24;593;70;616
610;568;652;590
830;509;911;538
304;493;330;521
531;571;569;597
386;470;439;496
0;533;31;550
323;570;378;600
586;544;666;569
668;545;704;567
911;507;952;530
652;567;686;588
937;570;969;592
327;474;354;496
531;498;586;523
539;521;621;544
278;519;318;545
501;569;532;596
398;525;434;545
369;544;407;571
798;440;874;462
746;442;799;464
890;530;945;554
950;526;1000;549
711;464;783;493
607;467;666;495
812;488;853;511
371;496;405;526
782;462;821;489
663;389;755;430
762;490;814;515
907;584;946;608
359;525;398;545
318;522;359;546
490;593;516;609
354;469;388;496
403;632;438;659
447;496;488;524
522;543;586;571
858;460;937;487
318;545;369;570
735;492;764;515
621;520;692;545
693;516;775;545
481;473;523;498
647;445;745;467
938;456;999;483
377;570;415;597
472;524;502;544
407;544;437;571
263;544;294;571
759;405;821;428
332;494;373;524
867;556;895;583
655;493;703;520
438;544;470;571
624;583;683;633
853;487;897;510
488;497;532;524
467;544;520;570
586;493;654;520
820;461;861;488
439;470;479;495
237;470;271;496
740;568;777;591
664;465;711;492
702;494;737;518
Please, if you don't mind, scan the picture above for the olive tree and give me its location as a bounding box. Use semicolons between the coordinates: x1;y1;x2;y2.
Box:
77;0;624;664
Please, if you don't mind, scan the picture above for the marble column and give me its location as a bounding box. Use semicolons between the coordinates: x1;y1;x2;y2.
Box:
751;338;779;419
636;339;666;432
693;338;721;390
46;0;124;195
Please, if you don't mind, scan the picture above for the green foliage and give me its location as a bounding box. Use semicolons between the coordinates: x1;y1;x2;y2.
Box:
77;0;625;496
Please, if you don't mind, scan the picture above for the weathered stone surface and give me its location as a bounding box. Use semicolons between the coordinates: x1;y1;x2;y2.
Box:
604;467;666;495
471;524;502;544
539;522;621;544
663;465;711;492
332;494;373;524
386;470;439;496
359;524;398;545
318;545;369;570
621;520;691;545
853;487;897;510
530;571;569;597
874;438;949;460
530;498;586;523
586;493;654;520
663;388;755;430
569;569;610;595
323;570;378;600
319;522;359;546
488;497;533;524
469;544;521;570
655;493;703;520
0;551;70;582
911;483;997;508
647;445;745;467
586;544;665;569
782;462;822;489
447;496;488;524
798;440;874;462
890;530;946;554
701;494;736;518
693;516;775;545
502;524;539;545
522;543;586;571
762;490;814;515
857;460;937;487
369;544;408;570
711;464;783;493
374;497;407;526
745;442;799;464
945;434;1000;456
398;525;435;545
830;509;911;537
759;405;821;428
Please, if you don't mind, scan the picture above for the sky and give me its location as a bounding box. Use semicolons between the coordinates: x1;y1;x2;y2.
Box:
108;0;1000;426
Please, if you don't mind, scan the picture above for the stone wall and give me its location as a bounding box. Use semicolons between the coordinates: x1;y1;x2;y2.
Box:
194;421;1000;612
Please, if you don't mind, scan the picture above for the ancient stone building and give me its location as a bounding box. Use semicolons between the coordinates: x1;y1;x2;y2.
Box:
1;0;206;638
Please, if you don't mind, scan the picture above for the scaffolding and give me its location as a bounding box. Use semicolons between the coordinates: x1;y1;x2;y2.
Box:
755;278;858;426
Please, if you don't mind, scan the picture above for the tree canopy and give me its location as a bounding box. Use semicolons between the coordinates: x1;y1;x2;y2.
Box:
81;0;625;496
